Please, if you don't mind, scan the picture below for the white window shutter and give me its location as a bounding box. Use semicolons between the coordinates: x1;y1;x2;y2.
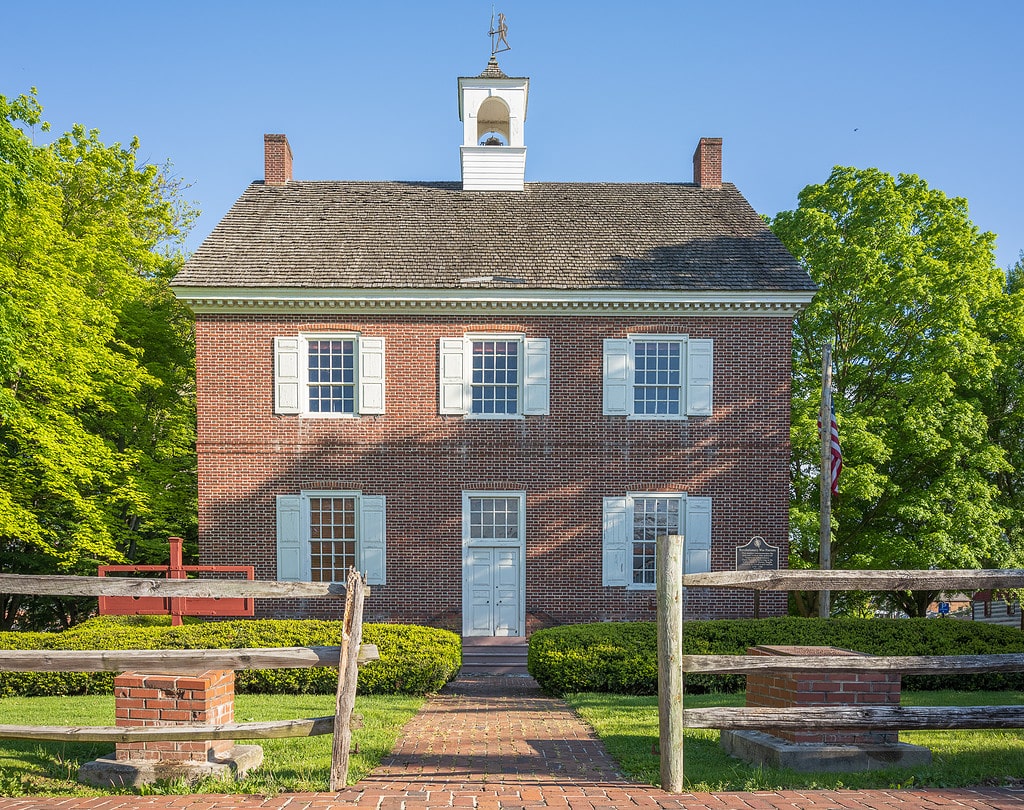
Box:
358;337;386;415
522;338;550;415
602;496;630;586
603;339;632;416
686;339;714;416
274;337;302;415
276;495;305;581
359;495;387;585
439;338;469;415
684;496;712;574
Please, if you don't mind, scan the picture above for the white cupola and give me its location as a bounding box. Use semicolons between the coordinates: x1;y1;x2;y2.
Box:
458;56;529;191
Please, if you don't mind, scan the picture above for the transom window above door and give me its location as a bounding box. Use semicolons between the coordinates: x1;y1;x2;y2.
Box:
463;491;525;545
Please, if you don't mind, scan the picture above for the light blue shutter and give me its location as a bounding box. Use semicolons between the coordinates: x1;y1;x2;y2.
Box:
439;338;469;415
274;337;302;415
522;338;550;415
358;337;386;414
602;496;630;586
276;495;305;581
686;339;713;416
603;339;632;416
684;496;712;574
359;495;386;585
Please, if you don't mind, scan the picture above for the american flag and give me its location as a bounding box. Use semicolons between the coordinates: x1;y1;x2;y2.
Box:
819;400;842;497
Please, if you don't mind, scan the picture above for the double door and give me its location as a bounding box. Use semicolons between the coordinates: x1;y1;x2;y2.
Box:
464;546;521;636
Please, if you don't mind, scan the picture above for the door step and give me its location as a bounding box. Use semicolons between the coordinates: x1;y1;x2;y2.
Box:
461;636;529;676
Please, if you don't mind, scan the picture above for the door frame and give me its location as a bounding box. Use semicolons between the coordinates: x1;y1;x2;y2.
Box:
461;490;526;637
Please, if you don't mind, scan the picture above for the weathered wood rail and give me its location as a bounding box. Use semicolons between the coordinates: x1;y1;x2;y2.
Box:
0;645;379;674
657;541;1024;793
0;567;372;790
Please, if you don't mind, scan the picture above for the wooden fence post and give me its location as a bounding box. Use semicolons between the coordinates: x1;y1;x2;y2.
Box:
330;568;366;791
657;532;685;793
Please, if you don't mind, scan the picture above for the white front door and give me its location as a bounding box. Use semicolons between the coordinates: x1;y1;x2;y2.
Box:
463;491;526;637
466;547;521;636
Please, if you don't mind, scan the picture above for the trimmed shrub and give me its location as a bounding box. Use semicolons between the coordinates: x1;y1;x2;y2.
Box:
0;617;460;697
528;618;1024;696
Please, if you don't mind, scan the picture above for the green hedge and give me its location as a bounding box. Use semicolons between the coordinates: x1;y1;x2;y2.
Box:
527;617;1024;696
0;616;460;697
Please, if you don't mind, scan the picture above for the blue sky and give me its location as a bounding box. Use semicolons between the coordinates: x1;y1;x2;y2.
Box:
4;1;1022;270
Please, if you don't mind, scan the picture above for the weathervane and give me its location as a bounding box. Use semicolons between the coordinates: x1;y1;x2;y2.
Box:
489;8;511;55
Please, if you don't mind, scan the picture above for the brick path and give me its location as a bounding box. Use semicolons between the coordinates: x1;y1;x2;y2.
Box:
1;675;1022;809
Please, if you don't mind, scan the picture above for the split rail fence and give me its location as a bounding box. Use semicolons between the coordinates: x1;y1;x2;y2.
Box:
0;569;374;790
656;534;1024;792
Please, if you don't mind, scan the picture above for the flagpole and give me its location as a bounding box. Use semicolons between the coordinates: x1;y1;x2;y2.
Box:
819;344;833;618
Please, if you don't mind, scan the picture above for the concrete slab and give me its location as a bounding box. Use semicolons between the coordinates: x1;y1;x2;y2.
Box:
78;744;263;788
721;729;932;773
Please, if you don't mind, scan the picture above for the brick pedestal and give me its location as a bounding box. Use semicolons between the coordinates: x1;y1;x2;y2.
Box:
745;645;898;745
720;645;931;773
79;669;262;787
114;670;236;763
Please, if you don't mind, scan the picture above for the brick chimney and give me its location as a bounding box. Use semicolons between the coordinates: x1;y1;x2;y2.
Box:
264;134;293;185
692;137;723;188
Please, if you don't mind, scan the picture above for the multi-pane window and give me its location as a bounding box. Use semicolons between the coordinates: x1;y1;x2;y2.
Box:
307;339;356;414
469;496;521;540
631;496;681;586
471;340;520;415
308;496;356;582
633;340;683;417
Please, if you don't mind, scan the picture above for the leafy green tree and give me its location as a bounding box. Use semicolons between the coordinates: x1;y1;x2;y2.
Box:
771;167;1020;617
0;90;197;629
980;252;1024;569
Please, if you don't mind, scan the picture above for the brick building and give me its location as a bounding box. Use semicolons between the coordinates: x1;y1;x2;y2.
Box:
171;56;815;635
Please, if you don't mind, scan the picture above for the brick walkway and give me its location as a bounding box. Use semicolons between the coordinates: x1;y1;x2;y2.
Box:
1;676;1022;809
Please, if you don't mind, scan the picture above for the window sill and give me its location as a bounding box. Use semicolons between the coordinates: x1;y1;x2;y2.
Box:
626;583;657;591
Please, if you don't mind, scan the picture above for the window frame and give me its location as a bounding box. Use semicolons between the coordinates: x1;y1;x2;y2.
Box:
439;334;549;418
628;493;683;589
467;335;525;419
304;336;358;418
602;493;712;588
304;490;360;583
630;337;687;420
276;490;386;585
602;335;713;420
274;333;385;418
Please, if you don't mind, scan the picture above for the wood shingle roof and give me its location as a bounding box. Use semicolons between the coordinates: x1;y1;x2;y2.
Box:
173;180;815;294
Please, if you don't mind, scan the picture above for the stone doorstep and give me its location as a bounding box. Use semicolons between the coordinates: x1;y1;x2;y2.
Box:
78;744;264;788
721;730;933;773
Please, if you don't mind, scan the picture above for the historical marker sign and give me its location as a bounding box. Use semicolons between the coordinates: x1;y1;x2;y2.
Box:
735;536;780;571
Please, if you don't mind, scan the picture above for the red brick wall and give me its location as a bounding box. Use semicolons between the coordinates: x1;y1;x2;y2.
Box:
114;670;235;762
745;647;900;745
194;312;793;626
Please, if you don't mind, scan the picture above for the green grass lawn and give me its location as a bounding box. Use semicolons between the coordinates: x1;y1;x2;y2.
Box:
0;693;422;797
566;690;1024;791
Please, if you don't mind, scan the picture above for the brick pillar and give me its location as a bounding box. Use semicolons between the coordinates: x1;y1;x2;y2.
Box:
744;646;900;746
114;670;235;763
